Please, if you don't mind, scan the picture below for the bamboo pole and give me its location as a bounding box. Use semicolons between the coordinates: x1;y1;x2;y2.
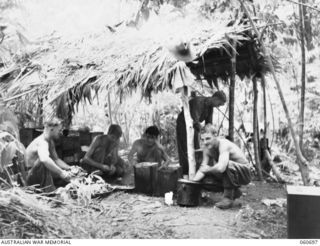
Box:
239;0;310;185
180;87;196;179
253;76;263;180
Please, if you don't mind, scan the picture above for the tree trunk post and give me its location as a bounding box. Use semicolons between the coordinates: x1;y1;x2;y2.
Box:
37;95;44;127
108;92;113;124
298;0;306;149
180;87;196;179
239;0;310;185
261;74;267;139
228;39;237;142
253;76;263;180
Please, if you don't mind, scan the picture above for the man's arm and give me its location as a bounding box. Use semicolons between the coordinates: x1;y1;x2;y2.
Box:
206;142;229;174
82;137;109;172
128;141;138;166
192;149;210;181
205;107;213;125
159;145;171;169
109;144;120;166
207;151;229;173
37;140;66;178
189;97;205;131
50;141;71;171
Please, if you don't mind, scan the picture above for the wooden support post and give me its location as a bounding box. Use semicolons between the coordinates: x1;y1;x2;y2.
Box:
261;75;268;139
37;96;44;128
228;39;237;142
239;0;310;185
180;87;196;179
108;92;113;124
298;0;306;149
253;76;263;180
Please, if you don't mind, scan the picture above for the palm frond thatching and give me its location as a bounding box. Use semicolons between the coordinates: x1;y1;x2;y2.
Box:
0;13;278;121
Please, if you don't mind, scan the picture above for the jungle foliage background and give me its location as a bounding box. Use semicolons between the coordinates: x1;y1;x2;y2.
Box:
1;0;320;175
2;0;320;239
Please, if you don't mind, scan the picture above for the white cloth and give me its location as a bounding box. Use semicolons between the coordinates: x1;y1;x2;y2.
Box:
171;61;196;93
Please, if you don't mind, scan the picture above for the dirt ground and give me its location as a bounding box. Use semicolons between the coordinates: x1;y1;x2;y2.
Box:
89;180;287;239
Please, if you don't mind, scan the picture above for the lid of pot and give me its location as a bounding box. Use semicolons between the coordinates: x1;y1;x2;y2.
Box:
178;178;200;184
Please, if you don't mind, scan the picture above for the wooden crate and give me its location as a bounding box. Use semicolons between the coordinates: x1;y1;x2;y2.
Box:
287;185;320;238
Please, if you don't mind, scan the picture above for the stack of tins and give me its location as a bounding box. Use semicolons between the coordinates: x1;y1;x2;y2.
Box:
134;162;182;197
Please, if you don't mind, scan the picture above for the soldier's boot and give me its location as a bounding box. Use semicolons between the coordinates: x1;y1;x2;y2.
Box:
234;187;242;199
215;188;234;209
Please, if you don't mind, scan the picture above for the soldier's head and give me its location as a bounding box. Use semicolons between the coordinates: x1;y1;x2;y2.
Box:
44;117;62;140
200;124;219;149
144;126;160;145
107;124;122;140
210;91;227;107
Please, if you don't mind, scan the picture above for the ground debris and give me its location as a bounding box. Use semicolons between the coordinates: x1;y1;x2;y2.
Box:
234;201;287;238
262;198;286;207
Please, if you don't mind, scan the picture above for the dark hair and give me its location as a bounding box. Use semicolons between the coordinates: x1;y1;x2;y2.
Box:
107;124;122;138
145;126;160;137
212;91;227;103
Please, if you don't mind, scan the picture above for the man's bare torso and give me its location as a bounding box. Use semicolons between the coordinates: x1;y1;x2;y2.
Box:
26;134;54;168
208;138;248;165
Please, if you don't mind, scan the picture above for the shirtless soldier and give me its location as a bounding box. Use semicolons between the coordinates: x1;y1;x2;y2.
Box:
192;124;252;209
128;126;171;168
26;118;73;192
81;124;126;179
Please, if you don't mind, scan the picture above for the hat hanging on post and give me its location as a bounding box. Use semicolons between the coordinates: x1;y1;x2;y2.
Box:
167;38;197;62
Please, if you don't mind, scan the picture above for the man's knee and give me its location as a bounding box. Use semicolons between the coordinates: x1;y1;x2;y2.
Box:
223;162;252;188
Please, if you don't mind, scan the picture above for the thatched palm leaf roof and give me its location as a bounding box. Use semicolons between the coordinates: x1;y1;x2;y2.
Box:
0;13;278;121
113;21;277;101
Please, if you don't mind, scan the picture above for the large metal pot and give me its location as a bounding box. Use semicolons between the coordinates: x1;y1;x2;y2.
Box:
177;179;201;206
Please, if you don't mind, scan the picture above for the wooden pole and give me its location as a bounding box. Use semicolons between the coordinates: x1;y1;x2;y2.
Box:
285;0;320;13
253;76;263;180
228;39;237;142
298;0;306;149
37;95;44;128
261;75;268;139
180;87;196;179
239;0;310;185
108;92;113;124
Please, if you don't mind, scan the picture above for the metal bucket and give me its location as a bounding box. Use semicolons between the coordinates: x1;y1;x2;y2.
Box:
177;179;201;206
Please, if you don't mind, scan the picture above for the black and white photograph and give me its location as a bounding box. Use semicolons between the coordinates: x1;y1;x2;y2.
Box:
1;0;320;241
